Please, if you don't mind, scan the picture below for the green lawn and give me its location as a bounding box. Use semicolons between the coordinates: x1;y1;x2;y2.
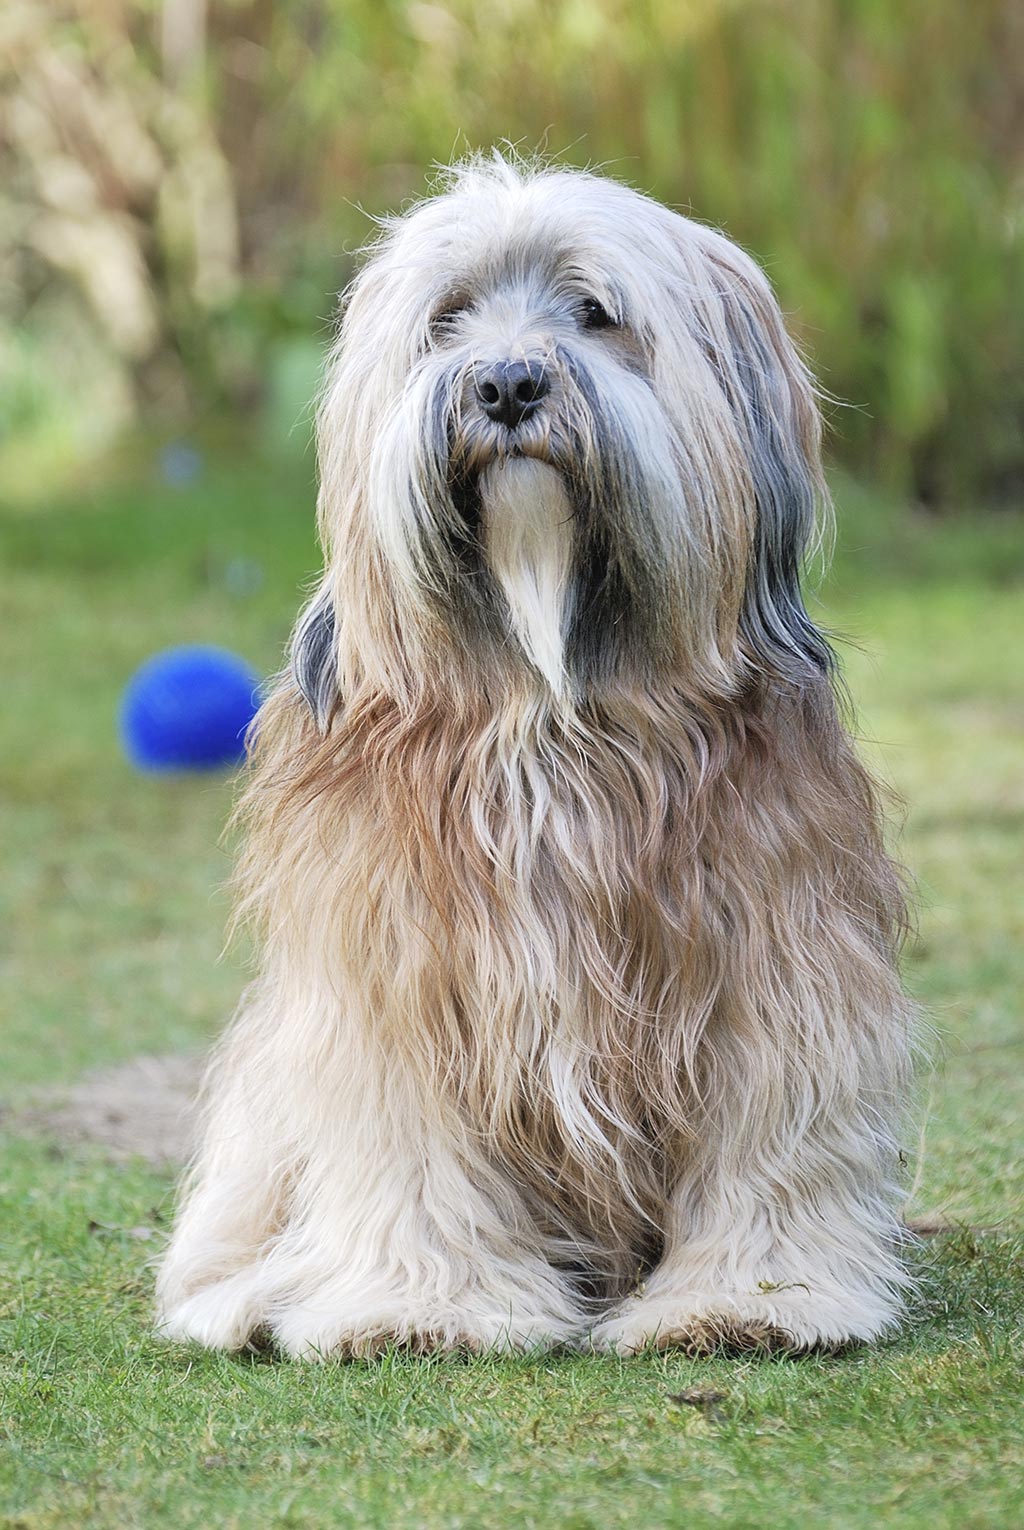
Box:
1;446;1022;1527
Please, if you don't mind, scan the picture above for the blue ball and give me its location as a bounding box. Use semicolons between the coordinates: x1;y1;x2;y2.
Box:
120;645;262;773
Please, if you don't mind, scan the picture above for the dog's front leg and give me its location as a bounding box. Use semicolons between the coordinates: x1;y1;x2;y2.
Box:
592;1139;907;1357
157;987;582;1357
591;991;912;1355
264;1098;584;1360
261;1050;585;1358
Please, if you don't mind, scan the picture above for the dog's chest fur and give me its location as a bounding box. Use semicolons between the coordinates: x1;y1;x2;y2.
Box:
339;688;740;1254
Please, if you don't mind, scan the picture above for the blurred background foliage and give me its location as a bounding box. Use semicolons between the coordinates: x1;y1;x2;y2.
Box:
1;0;1021;506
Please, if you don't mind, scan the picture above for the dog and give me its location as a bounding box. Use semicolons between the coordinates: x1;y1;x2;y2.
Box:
156;153;913;1359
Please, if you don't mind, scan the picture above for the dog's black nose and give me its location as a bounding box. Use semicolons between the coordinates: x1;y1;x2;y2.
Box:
475;360;550;429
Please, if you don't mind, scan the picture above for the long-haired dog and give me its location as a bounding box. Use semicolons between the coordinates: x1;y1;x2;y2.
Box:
156;154;913;1359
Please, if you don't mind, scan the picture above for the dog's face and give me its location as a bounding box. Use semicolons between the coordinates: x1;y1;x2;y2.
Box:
306;156;831;716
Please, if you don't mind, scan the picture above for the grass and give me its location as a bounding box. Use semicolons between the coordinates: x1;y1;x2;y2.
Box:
1;441;1022;1527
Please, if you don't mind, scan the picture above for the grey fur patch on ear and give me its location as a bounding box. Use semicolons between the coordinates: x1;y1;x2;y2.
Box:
712;264;835;682
291;584;339;728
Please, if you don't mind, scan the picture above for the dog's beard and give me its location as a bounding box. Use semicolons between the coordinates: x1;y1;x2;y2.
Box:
428;351;687;690
479;459;575;695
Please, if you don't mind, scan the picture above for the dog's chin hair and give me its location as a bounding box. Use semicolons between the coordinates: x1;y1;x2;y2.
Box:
480;458;575;697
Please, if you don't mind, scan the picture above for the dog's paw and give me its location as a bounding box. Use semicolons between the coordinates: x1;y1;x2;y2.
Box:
589;1284;895;1357
157;1271;269;1352
269;1291;571;1361
590;1308;801;1357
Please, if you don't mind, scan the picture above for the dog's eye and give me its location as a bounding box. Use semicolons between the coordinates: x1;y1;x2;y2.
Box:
580;297;616;331
429;299;471;339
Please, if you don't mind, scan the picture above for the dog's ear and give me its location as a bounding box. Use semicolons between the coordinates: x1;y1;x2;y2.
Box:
291;583;339;729
705;247;834;682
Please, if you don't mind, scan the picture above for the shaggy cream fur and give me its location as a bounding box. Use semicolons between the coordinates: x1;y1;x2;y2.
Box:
156;154;913;1360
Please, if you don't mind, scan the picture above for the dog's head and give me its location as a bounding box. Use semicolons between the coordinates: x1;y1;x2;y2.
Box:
300;154;831;719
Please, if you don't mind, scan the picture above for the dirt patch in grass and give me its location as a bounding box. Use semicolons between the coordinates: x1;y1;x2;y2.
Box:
9;1052;203;1165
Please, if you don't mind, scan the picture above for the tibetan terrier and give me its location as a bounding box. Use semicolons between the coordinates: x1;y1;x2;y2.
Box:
156;154;913;1359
